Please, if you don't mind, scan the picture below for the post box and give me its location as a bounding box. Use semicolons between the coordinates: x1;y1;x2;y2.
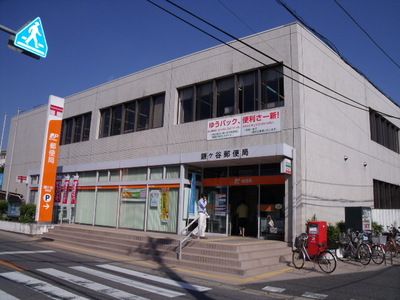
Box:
307;221;328;255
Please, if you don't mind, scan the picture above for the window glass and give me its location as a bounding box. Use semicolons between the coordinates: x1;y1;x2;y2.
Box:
122;168;147;181
150;167;163;180
82;114;91;141
152;94;164;128
196;82;213;120
137;98;150;131
98;170;109;182
217;77;235;117
238;72;258;113
109;170;120;181
146;187;178;233
73;115;83;143
95;189;118;227
119;190;145;229
74;189;95;224
261;66;284;108
203;167;228;178
260;163;281;175
78;171;97;183
100;108;111;138
124;102;136;133
111;105;123;136
179;87;194;123
63;119;73;145
229;165;259;177
166;166;180;179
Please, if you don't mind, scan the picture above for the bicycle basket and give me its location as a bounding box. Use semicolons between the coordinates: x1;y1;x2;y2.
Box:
339;232;350;244
295;233;308;248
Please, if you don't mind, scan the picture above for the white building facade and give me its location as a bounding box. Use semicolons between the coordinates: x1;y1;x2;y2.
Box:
4;23;400;242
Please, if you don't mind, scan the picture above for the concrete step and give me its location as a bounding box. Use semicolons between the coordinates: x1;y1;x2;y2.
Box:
42;224;292;278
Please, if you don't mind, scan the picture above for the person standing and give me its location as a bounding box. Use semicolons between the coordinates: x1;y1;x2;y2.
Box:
192;193;209;239
236;201;248;236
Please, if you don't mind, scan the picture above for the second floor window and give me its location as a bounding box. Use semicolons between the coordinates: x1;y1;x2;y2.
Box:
61;113;91;145
178;65;284;124
99;93;165;138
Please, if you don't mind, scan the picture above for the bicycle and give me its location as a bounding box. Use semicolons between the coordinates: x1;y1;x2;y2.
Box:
337;229;372;265
292;233;337;274
383;225;400;258
366;232;386;265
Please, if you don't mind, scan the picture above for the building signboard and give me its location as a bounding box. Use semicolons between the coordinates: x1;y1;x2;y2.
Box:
35;95;64;222
280;158;292;174
207;109;281;140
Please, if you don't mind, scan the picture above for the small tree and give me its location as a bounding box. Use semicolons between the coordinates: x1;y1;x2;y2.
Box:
328;223;340;249
372;221;383;236
0;200;8;219
19;204;36;223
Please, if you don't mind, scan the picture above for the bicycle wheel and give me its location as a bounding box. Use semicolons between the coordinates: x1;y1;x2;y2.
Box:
337;244;351;262
357;243;372;265
371;244;385;264
318;250;337;274
292;249;305;269
384;241;395;258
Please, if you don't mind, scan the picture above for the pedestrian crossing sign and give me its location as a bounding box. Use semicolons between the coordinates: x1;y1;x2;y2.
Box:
14;17;48;58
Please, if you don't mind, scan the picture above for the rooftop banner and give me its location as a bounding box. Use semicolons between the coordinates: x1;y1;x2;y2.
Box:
35;95;64;222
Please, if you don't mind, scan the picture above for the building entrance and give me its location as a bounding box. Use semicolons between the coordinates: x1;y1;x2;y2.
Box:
230;186;258;237
202;164;286;240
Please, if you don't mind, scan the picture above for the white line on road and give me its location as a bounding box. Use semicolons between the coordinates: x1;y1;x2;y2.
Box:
0;271;89;300
98;264;212;292
38;268;148;300
71;265;185;298
302;291;328;299
262;286;286;293
0;289;19;300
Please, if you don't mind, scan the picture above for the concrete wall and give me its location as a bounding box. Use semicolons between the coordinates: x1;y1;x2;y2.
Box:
0;220;54;236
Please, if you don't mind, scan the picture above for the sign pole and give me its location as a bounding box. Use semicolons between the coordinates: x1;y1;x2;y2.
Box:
35;96;64;223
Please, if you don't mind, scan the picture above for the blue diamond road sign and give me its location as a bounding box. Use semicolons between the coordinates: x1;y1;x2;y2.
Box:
14;17;48;58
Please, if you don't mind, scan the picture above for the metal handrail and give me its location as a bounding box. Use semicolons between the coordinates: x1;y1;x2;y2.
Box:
178;216;199;260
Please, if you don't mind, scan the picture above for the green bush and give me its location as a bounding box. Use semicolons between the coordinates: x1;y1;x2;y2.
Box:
18;204;36;223
336;220;345;233
328;223;340;249
0;200;8;219
372;221;383;236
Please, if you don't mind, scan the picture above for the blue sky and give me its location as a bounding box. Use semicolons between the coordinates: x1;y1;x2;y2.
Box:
0;0;399;149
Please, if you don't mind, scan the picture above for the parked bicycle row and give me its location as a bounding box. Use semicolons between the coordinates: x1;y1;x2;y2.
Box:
292;223;400;274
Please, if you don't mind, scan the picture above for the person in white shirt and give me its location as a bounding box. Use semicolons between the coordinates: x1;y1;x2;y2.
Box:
192;193;209;239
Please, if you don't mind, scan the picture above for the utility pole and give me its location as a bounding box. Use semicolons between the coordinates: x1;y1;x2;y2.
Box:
0;113;7;152
5;109;20;201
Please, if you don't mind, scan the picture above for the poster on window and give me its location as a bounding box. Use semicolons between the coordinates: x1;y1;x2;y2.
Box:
215;194;227;216
161;188;169;223
149;190;161;207
122;188;147;202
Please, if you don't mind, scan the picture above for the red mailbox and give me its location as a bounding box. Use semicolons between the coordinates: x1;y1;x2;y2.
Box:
307;221;328;255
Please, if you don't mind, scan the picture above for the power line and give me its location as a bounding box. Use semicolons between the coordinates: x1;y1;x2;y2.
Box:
147;0;399;120
334;0;400;70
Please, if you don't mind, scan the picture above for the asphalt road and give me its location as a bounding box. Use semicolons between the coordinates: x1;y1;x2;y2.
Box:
244;255;400;299
0;230;282;300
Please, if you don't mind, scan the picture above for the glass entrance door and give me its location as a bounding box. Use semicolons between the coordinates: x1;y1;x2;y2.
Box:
230;185;258;237
203;186;228;234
